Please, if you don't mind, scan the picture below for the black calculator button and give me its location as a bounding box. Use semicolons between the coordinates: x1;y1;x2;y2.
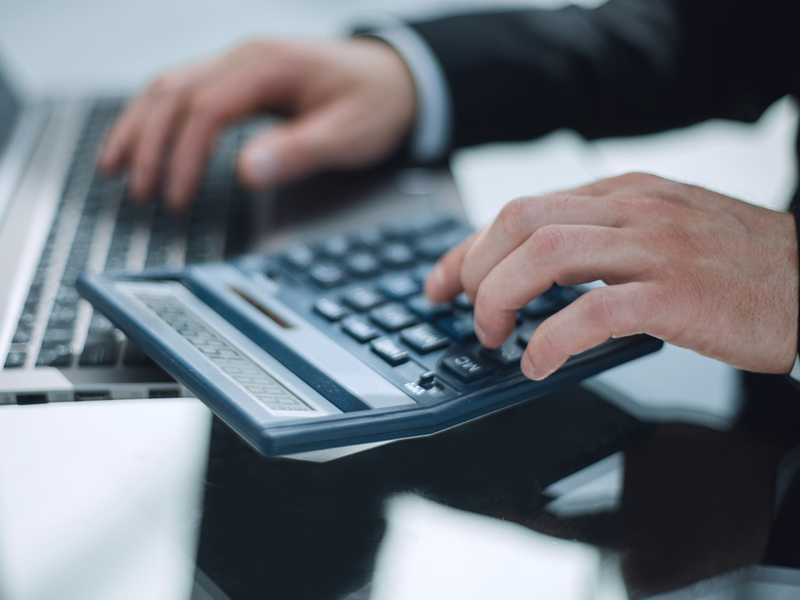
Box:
318;235;351;259
453;292;473;310
481;340;525;368
400;323;450;354
314;298;349;322
4;351;26;369
344;253;381;278
406;295;453;321
371;338;409;366
308;263;349;288
441;353;493;383
282;244;315;271
418;371;436;388
342;286;387;312
370;303;419;332
351;227;384;249
516;319;544;346
380;243;416;268
410;263;434;283
436;314;477;343
341;317;379;343
378;275;421;300
521;296;559;318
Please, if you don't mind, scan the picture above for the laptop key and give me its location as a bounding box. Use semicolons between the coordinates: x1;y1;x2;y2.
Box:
79;337;120;367
36;345;73;367
123;342;155;366
4;351;26;369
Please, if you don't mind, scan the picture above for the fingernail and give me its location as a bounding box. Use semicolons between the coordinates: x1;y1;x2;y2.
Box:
243;146;281;188
520;353;534;378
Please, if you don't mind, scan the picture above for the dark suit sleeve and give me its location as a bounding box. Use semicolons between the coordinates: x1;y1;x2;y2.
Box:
409;0;798;149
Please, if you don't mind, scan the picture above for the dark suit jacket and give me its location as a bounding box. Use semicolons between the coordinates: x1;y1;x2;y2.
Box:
409;0;800;356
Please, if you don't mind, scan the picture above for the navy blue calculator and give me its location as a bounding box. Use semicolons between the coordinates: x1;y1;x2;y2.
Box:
77;215;662;457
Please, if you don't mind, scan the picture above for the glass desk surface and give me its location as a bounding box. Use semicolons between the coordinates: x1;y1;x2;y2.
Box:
2;365;800;600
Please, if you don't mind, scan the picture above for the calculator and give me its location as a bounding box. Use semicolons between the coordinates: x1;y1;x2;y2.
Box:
77;215;662;457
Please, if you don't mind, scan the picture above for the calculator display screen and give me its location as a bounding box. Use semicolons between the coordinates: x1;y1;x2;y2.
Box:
134;292;314;412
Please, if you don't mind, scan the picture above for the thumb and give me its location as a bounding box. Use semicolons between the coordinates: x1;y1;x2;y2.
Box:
237;117;337;190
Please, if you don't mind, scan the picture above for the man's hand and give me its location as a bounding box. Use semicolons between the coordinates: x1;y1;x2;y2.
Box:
425;173;799;379
99;39;416;211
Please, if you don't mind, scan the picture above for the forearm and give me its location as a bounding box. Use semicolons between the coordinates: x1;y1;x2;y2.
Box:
408;0;796;149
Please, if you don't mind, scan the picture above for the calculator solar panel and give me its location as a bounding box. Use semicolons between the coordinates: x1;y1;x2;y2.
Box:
77;215;662;456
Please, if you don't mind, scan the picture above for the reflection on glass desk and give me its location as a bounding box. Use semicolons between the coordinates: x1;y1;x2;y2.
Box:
3;371;800;600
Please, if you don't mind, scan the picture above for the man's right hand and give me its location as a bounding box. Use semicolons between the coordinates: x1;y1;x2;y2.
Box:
99;38;417;211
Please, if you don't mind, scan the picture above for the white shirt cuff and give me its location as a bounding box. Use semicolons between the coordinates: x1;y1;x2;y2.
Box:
357;21;452;163
790;354;800;383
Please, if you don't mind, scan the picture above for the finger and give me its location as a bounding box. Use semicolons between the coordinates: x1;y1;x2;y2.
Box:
98;97;151;173
459;194;625;302
127;93;185;200
166;63;296;210
520;282;657;380
423;233;480;302
473;225;649;348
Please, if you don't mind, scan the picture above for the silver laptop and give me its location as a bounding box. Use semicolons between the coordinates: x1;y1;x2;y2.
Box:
0;53;464;406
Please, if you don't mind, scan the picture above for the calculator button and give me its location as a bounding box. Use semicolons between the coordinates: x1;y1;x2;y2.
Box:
453;292;473;310
342;286;387;312
406;295;453;321
341;317;379;343
521;296;558;318
400;324;450;354
314;298;349;322
380;243;416;268
481;340;525;368
516;319;544;346
282;244;315;270
370;303;419;332
318;235;351;259
308;263;349;288
351;227;385;249
378;275;421;300
344;252;381;278
371;338;409;366
436;314;476;343
441;353;493;383
411;263;434;283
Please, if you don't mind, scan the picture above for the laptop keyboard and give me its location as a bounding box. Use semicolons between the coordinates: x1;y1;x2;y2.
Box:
4;99;247;373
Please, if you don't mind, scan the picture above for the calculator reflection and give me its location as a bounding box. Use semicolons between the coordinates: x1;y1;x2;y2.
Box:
191;373;800;600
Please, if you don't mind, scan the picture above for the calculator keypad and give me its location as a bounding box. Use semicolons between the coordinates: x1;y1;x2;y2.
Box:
267;215;567;400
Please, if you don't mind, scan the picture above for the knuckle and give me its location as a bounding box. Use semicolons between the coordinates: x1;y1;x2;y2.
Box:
496;197;532;238
187;92;220;122
530;224;570;258
148;75;176;96
585;288;621;328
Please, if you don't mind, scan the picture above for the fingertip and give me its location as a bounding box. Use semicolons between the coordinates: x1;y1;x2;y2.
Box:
238;143;282;190
423;263;448;301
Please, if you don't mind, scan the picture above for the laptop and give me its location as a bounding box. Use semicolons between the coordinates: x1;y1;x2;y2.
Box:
0;52;465;407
